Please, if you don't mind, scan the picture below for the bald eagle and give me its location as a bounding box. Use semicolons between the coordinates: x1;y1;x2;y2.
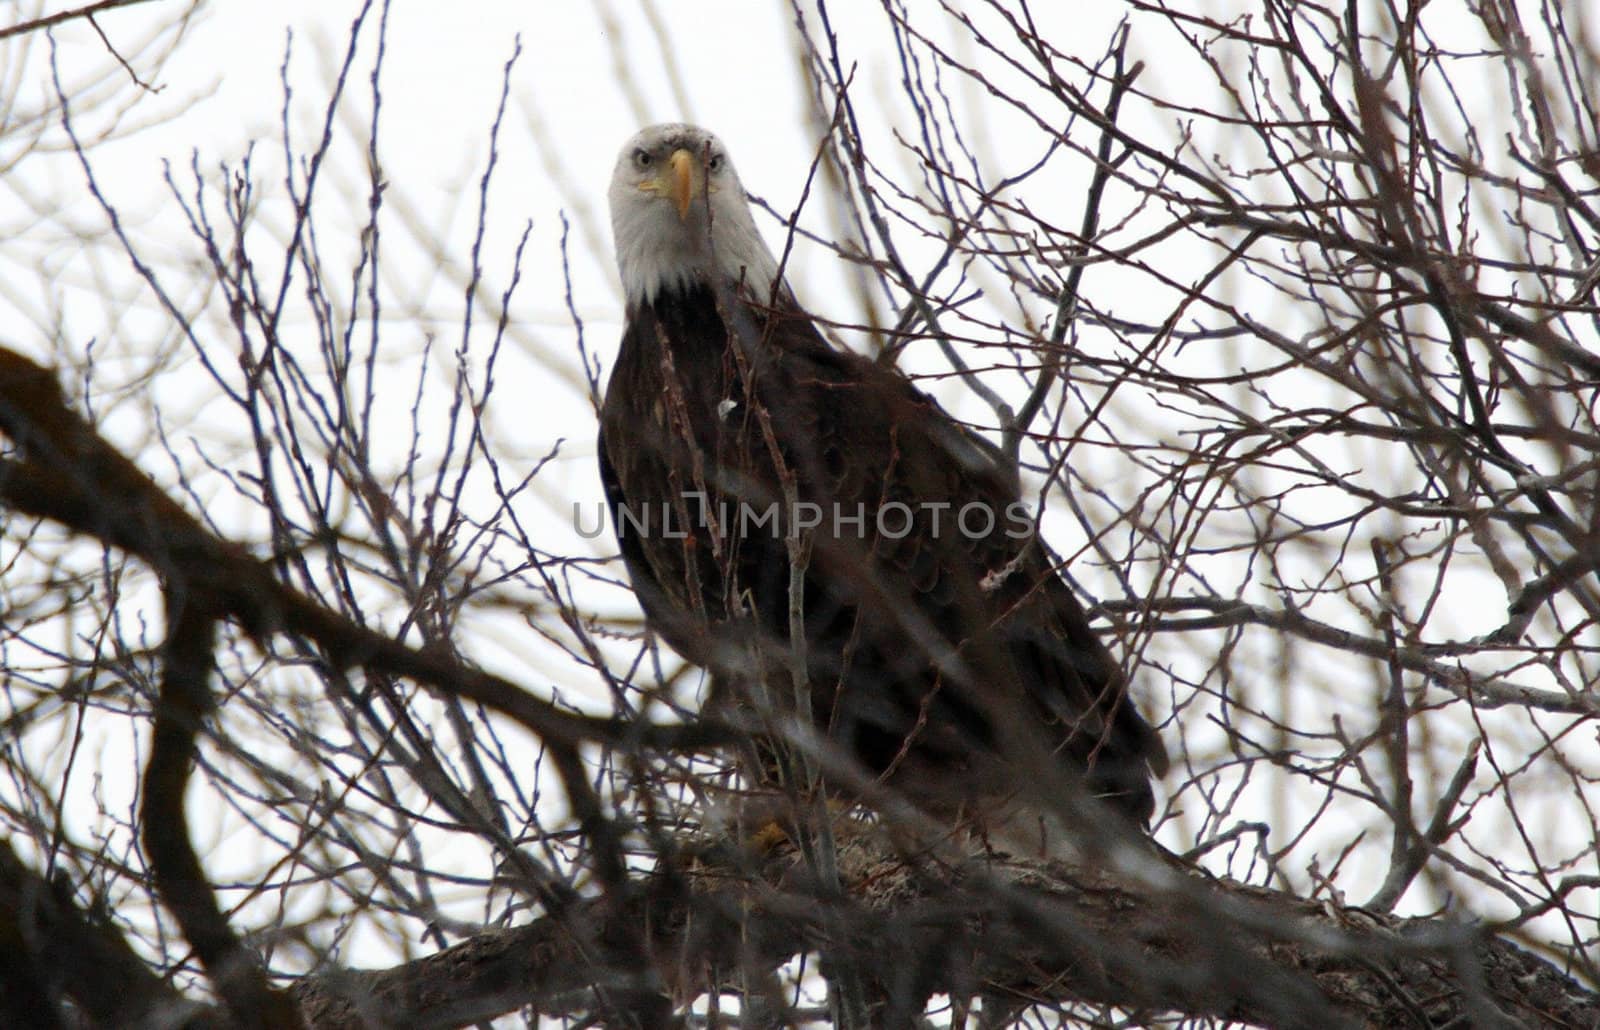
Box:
597;124;1166;849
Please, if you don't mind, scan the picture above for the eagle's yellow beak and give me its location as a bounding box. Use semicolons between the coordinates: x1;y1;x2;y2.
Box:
667;148;696;220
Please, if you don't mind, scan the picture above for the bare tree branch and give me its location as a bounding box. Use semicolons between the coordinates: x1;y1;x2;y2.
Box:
0;0;160;43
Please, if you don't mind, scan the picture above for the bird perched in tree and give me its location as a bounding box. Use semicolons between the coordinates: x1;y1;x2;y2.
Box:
597;123;1166;853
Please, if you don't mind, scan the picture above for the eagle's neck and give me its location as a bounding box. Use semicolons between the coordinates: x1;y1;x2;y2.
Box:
621;280;803;403
615;209;783;311
628;280;772;355
634;281;726;332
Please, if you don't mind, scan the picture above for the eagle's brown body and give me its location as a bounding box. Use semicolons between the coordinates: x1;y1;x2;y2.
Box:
599;279;1166;827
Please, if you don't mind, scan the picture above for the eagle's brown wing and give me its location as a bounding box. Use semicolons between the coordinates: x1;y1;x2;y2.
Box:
599;286;1165;824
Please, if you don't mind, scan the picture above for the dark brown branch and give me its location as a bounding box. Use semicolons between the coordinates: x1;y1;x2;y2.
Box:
0;348;731;760
141;589;304;1027
0;840;221;1028
286;829;1600;1029
6;821;1596;1028
0;0;159;42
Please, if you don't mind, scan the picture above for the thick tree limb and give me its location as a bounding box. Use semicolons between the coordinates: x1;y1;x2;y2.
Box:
284;829;1600;1029
141;588;304;1028
0;840;221;1028
5;824;1595;1028
0;347;729;758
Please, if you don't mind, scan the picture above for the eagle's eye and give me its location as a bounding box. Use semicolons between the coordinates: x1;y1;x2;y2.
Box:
633;148;653;170
707;152;725;174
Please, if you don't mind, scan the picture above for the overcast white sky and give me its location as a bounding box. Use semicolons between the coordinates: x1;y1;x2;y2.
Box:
10;0;1171;343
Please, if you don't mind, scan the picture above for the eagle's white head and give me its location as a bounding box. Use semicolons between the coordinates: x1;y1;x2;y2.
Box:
608;123;783;310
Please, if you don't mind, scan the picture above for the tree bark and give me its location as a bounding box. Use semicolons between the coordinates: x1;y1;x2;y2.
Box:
282;828;1600;1029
